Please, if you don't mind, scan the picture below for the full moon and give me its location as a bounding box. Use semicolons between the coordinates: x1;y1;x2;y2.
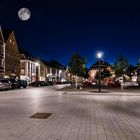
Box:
18;8;31;21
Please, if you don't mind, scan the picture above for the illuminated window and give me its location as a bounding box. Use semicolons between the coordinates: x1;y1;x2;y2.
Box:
21;69;25;75
2;59;4;67
10;39;12;43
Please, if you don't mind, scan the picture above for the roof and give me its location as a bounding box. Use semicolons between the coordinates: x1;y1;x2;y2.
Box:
38;59;66;70
0;26;4;43
49;60;66;69
40;59;50;66
19;47;36;61
90;60;111;69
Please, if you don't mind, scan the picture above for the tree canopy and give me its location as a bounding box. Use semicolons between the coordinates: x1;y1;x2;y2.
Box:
113;55;129;77
95;69;112;80
68;53;87;77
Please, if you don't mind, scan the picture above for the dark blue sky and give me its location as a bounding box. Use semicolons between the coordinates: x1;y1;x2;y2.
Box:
1;0;140;68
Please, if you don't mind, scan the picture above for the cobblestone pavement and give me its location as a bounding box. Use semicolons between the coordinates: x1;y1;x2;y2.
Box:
0;86;140;140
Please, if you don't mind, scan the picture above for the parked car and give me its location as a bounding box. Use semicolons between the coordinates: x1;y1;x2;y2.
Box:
8;78;28;89
29;81;48;87
107;81;120;87
9;78;19;89
48;81;53;85
0;79;11;90
17;80;27;88
82;80;92;86
39;81;48;86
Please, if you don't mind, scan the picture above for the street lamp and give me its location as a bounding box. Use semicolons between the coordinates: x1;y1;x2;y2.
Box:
35;62;39;66
97;51;103;92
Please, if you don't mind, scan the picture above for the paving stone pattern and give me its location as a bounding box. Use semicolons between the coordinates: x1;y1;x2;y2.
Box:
0;87;139;140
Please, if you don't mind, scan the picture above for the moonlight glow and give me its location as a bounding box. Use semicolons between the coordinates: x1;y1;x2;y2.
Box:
18;8;31;21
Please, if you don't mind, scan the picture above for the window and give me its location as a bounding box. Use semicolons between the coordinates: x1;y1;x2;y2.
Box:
10;39;12;43
47;68;50;73
21;69;25;75
0;59;4;67
0;59;2;67
21;62;25;67
2;59;4;67
28;62;30;69
0;44;4;55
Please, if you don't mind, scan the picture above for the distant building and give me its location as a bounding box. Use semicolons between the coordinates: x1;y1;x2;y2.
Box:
0;27;5;78
49;60;66;82
19;50;67;82
19;48;37;82
38;60;46;81
2;29;20;78
43;60;66;83
89;60;115;82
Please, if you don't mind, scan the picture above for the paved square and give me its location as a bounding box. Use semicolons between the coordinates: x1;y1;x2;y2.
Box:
0;86;139;140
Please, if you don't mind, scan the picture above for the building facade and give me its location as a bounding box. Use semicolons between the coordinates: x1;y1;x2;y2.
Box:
0;27;5;78
89;60;115;83
38;60;46;81
19;49;39;82
20;59;37;82
43;60;67;83
0;27;67;82
2;29;20;78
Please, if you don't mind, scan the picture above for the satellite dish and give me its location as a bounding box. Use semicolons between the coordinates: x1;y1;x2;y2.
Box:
18;8;31;21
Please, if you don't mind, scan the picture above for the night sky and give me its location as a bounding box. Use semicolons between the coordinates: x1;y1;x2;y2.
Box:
1;0;140;68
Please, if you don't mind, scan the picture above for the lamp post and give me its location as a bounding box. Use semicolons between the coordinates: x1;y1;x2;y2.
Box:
97;51;103;92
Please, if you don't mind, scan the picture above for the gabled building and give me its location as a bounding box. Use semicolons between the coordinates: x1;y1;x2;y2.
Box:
89;60;114;82
41;60;53;82
19;48;37;82
2;29;20;78
42;60;66;83
48;60;66;83
37;59;46;81
0;26;5;78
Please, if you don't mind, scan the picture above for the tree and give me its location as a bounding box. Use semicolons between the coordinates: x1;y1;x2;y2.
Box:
83;67;89;79
68;53;86;77
136;60;140;85
113;55;129;77
95;69;112;80
136;59;140;74
126;64;136;77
